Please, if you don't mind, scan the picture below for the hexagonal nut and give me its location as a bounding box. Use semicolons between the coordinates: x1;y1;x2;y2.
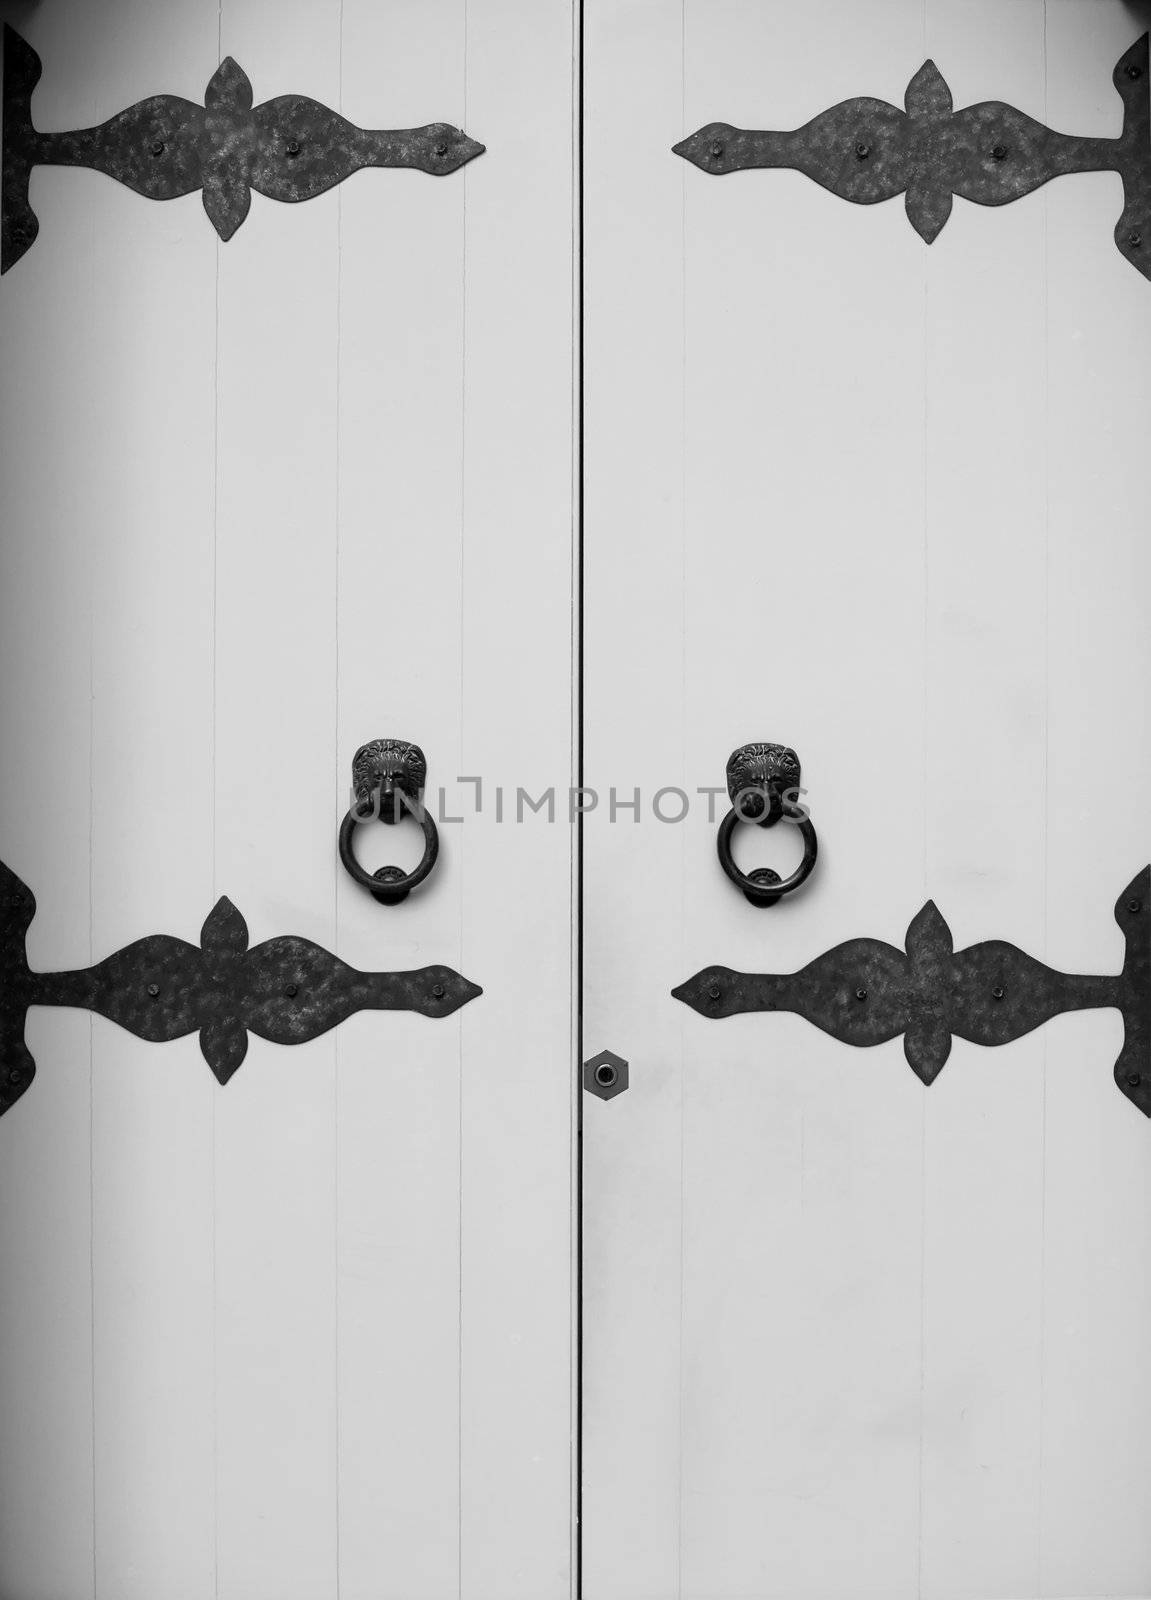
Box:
583;1049;629;1101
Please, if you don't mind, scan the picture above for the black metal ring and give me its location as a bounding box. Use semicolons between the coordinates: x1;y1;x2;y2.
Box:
717;804;818;907
338;804;439;906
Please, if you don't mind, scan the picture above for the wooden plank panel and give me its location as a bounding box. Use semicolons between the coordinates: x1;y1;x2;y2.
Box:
1041;5;1151;1594
459;2;577;1593
334;2;466;1595
917;7;1049;1597
336;5;578;1594
0;8;100;1591
1;3;219;1594
212;4;341;1596
581;1;686;1593
85;0;220;1588
583;0;931;1590
678;4;927;1595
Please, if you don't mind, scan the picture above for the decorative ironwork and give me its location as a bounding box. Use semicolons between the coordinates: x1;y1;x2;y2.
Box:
1;24;484;273
339;738;439;905
0;858;480;1119
674;34;1151;283
673;868;1151;1117
717;742;818;907
351;738;428;817
726;742;802;827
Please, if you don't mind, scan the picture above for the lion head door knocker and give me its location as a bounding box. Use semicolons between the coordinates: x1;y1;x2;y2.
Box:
338;739;439;905
716;742;818;907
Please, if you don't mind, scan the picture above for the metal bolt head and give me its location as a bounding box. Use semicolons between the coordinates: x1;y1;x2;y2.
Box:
286;139;301;157
991;143;1008;161
150;139;165;158
709;140;724;160
284;983;299;999
584;1049;629;1102
432;982;446;999
1129;230;1143;248
434;141;448;158
1127;897;1142;914
1126;1071;1142;1090
855;140;871;160
855;987;868;1002
992;985;1006;1001
707;983;722;1002
1126;63;1142;80
147;983;160;998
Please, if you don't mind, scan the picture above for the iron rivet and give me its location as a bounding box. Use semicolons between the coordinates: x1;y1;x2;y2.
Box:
855;987;868;1002
992;985;1005;1001
286;139;301;157
9;1069;23;1084
147;983;160;998
432;982;446;999
150;139;165;158
1129;230;1143;248
1127;897;1143;914
434;141;448;158
1126;64;1142;80
707;983;722;1001
855;141;871;160
595;1063;617;1086
1126;1071;1142;1089
992;143;1008;160
284;983;298;998
709;140;724;160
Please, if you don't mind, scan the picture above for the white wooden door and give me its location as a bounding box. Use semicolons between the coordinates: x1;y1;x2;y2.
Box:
5;3;1151;1597
0;4;577;1597
583;2;1151;1597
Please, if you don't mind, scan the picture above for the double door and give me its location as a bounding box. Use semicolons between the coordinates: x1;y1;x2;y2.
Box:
0;3;1148;1597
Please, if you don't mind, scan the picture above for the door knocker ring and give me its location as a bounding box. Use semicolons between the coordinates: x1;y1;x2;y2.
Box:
716;742;818;907
338;739;439;905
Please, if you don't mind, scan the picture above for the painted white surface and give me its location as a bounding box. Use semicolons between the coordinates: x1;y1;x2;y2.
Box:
0;2;576;1596
3;1;1150;1596
582;2;1151;1597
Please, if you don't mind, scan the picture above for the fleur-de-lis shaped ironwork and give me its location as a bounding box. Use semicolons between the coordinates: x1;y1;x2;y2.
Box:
1;25;485;272
674;868;1151;1117
675;34;1151;281
0;859;480;1119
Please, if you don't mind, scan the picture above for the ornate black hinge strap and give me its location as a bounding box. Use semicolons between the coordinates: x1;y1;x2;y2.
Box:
674;35;1151;282
0;859;480;1118
673;868;1151;1117
1;25;484;273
